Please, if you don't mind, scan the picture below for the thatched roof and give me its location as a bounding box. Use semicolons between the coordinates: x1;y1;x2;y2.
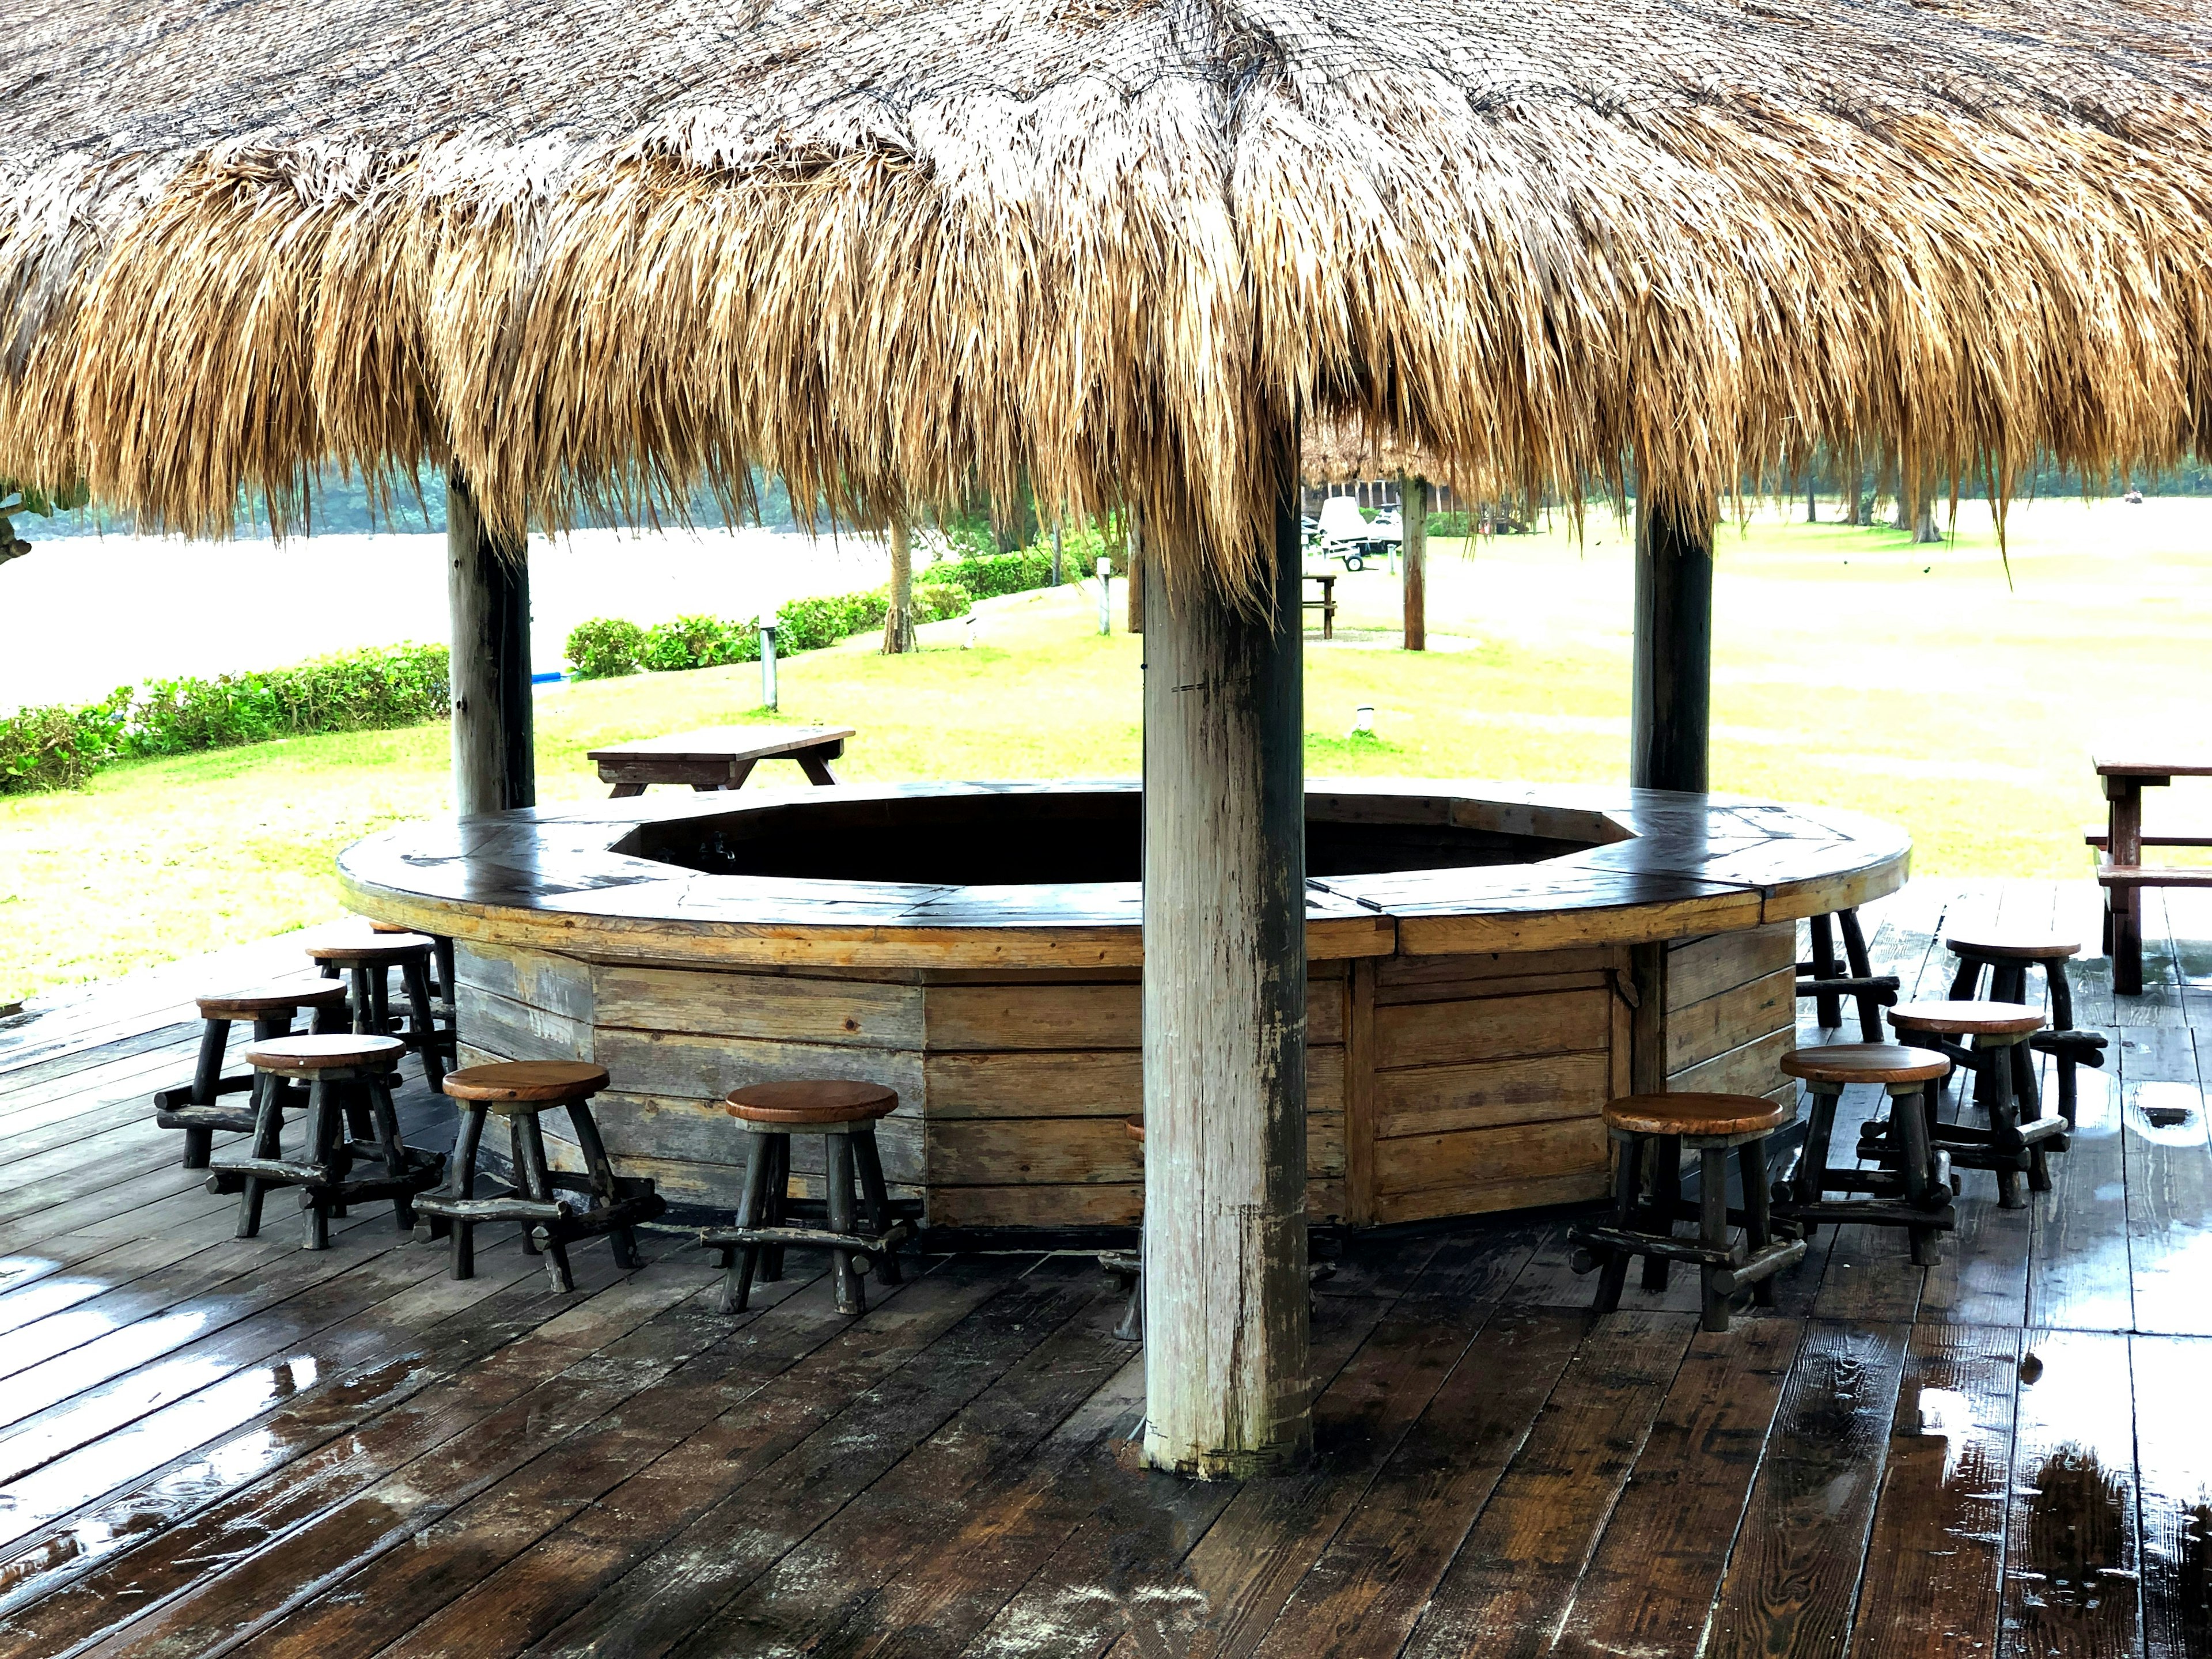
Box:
5;1;2212;597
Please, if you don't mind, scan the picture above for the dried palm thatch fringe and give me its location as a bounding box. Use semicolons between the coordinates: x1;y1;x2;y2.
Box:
4;0;2212;607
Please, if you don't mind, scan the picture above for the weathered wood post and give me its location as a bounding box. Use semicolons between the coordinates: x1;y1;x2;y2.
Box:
446;469;535;815
1630;493;1714;794
1400;475;1427;651
1141;436;1310;1477
1126;516;1146;635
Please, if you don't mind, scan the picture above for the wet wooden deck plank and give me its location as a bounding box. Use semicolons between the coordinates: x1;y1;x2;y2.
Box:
2119;1026;2212;1338
1705;1320;1909;1659
1999;1328;2141;1659
1394;1311;1695;1659
1550;1316;1800;1658
2129;1334;2212;1659
1847;1322;2021;1659
2029;1050;2134;1333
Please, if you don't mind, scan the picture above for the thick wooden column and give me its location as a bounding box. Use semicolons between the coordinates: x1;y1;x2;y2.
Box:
882;522;916;654
1400;475;1427;651
1630;495;1714;794
1141;445;1310;1478
446;470;536;816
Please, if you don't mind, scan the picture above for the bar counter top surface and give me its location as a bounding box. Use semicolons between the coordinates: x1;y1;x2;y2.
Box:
340;779;1909;969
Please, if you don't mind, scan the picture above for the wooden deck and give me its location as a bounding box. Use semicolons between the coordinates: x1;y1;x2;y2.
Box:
0;879;2206;1657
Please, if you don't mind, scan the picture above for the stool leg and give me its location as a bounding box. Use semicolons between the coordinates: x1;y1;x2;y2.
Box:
400;959;446;1092
370;966;392;1037
434;938;457;1007
1793;1084;1842;1236
1736;1138;1778;1306
444;1105;487;1279
1839;908;1883;1041
1893;1081;1942;1266
509;1118;540;1256
1642;1137;1681;1293
301;1077;339;1250
514;1114;573;1292
1699;1144;1732;1333
852;1128;902;1286
366;1074;416;1231
1983;1042;2028;1210
1809;914;1843;1029
1118;1256;1145;1343
569;1101;644;1270
348;965;375;1035
235;1069;284;1239
827;1132;865;1314
2047;961;2081;1128
1948;952;1983;1001
310;997;346;1036
181;1017;232;1169
1594;1134;1642;1315
759;1135;789;1283
723;1131;775;1315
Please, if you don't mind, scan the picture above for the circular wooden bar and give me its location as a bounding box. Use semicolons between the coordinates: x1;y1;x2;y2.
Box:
340;781;1907;1232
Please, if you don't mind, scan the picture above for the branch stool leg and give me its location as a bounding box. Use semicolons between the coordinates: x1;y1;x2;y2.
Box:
179;1016;233;1169
439;1105;487;1279
569;1101;643;1270
235;1067;283;1239
1893;1080;1942;1266
853;1127;902;1285
2048;959;2082;1127
759;1136;789;1282
1699;1143;1732;1332
1809;914;1843;1029
368;1074;415;1231
1641;1137;1680;1293
1948;949;1983;1001
1593;1133;1642;1315
513;1114;572;1292
301;1077;339;1250
1737;1137;1778;1305
400;959;445;1091
1793;1083;1842;1238
1983;1041;2028;1210
722;1131;775;1315
1839;908;1883;1041
827;1132;864;1313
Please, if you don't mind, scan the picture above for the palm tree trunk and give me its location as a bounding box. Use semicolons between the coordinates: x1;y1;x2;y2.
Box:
882;522;916;653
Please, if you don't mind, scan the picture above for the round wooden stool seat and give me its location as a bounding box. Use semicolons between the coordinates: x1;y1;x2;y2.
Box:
724;1079;899;1126
196;982;350;1020
1125;1118;1145;1144
1945;933;2080;961
1781;1044;1950;1085
245;1033;407;1072
442;1061;610;1111
307;932;434;964
1889;999;2044;1037
1602;1092;1792;1140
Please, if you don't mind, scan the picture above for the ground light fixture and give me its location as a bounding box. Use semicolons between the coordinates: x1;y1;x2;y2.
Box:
1353;704;1376;737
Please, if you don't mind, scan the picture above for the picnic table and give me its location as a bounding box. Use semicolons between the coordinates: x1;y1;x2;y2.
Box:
589;725;854;797
1302;571;1338;639
2091;752;2212;994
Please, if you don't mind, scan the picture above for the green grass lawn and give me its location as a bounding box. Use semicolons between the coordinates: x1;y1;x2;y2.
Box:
5;494;2209;1006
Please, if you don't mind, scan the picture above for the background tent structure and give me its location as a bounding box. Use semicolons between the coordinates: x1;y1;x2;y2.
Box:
6;0;2212;1476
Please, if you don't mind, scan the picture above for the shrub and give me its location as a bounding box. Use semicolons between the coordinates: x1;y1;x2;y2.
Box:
126;644;451;757
913;582;969;624
642;614;757;672
775;588;891;654
935;549;1056;601
1425;510;1472;537
0;695;127;793
566;617;646;679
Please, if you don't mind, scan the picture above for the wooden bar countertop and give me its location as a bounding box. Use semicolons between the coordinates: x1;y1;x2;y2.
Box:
339;780;1909;971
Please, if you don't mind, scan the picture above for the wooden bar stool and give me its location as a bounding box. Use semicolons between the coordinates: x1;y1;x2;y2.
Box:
1570;1093;1806;1332
1099;1118;1147;1342
1945;930;2108;1128
213;1034;445;1248
153;982;350;1169
414;1061;664;1291
370;919;456;1007
1796;907;1899;1041
1771;1044;1955;1265
1883;1001;2056;1209
701;1081;911;1316
306;933;450;1091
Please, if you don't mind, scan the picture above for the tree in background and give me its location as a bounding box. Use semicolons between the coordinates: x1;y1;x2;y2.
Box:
882;522;918;653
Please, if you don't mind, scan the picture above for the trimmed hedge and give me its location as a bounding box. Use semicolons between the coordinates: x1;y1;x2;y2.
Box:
0;643;451;796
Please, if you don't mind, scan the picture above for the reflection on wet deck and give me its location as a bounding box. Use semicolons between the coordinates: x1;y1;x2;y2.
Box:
0;879;2205;1657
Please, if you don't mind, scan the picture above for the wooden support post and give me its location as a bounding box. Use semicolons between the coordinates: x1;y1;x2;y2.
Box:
1126;516;1146;634
1400;475;1427;651
1141;440;1310;1478
1630;495;1714;794
446;470;535;815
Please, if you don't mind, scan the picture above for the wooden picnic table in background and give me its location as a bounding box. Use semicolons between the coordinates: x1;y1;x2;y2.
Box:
1302;571;1338;639
2092;751;2212;994
589;725;854;797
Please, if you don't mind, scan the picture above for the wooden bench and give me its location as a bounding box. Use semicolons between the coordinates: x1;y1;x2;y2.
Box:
589;725;855;797
2090;754;2212;995
1301;572;1338;640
